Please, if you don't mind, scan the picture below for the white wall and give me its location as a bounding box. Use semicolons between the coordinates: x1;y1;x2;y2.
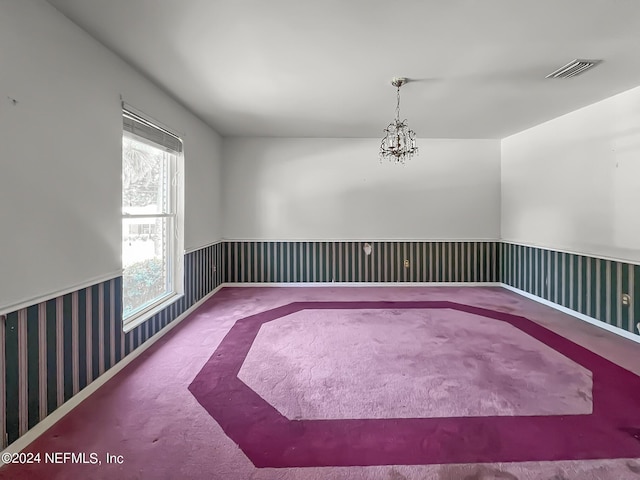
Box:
222;138;501;241
501;85;640;264
0;0;222;313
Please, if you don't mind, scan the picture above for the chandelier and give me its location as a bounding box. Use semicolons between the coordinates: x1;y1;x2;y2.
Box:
379;77;418;164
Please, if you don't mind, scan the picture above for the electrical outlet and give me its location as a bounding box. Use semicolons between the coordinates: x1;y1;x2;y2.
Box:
622;293;631;306
404;259;409;268
212;265;217;273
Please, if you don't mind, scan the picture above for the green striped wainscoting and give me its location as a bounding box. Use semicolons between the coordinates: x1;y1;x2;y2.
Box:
224;241;500;284
501;242;640;335
1;242;223;449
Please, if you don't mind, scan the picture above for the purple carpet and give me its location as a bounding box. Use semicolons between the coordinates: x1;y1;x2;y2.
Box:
3;287;640;479
238;308;592;419
188;301;640;467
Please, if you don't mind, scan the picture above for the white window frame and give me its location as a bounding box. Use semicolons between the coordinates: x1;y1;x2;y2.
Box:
121;107;184;332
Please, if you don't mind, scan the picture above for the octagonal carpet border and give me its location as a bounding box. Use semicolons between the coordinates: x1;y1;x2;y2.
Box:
189;301;640;468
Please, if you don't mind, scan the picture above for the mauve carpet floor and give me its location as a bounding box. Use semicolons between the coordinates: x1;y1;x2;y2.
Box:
2;286;640;479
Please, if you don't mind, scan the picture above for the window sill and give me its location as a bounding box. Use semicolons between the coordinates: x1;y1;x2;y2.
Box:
122;292;184;333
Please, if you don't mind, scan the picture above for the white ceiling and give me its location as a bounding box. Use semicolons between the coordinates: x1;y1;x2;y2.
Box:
47;0;640;138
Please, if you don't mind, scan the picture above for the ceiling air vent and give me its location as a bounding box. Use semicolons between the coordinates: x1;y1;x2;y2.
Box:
545;59;602;78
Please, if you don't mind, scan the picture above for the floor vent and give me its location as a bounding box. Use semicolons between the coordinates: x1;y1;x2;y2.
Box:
545;59;602;78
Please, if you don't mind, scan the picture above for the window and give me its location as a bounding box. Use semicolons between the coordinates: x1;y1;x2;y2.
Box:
122;107;183;329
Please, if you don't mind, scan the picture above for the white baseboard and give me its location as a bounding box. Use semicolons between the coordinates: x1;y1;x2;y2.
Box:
1;284;223;461
500;283;640;344
224;282;501;287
